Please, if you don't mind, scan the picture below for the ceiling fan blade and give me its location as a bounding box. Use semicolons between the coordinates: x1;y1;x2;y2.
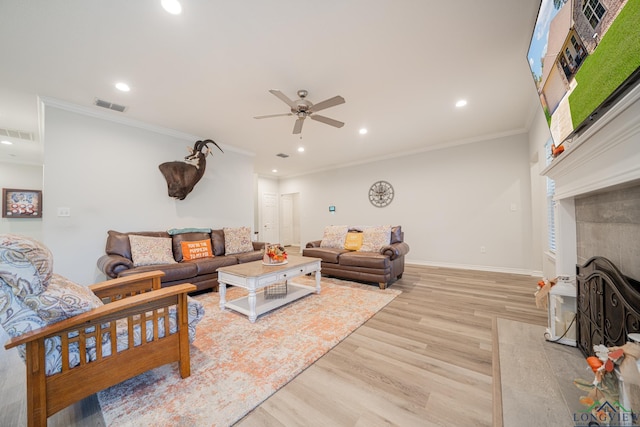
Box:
293;117;304;134
310;114;344;128
253;113;293;119
308;95;345;113
269;90;298;109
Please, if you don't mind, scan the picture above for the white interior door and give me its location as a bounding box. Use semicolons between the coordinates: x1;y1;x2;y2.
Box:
280;194;293;246
260;192;279;243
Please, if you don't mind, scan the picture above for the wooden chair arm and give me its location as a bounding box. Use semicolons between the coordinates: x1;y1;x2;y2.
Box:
89;270;165;301
5;283;195;350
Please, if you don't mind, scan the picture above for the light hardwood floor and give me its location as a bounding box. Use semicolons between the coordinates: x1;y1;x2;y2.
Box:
0;264;547;426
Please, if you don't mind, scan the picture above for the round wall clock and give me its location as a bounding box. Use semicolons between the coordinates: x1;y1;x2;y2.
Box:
368;180;394;207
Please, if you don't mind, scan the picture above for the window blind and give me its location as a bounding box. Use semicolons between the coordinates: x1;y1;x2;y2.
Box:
545;140;557;252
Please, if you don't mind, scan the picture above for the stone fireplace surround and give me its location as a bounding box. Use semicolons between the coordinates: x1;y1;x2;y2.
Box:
576;185;640;281
542;82;640;282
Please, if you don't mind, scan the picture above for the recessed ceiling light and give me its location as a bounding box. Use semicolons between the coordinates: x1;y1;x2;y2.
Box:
297;147;305;153
456;99;467;108
272;169;278;173
1;140;12;145
115;82;130;92
359;128;368;135
161;0;182;14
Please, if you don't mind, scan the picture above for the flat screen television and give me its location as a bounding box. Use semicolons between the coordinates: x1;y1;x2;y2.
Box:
527;0;640;148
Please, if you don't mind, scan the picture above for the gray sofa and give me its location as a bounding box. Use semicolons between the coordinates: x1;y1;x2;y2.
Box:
302;225;409;289
97;229;265;292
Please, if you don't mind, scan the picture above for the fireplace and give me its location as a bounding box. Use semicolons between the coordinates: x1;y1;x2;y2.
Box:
576;256;640;357
541;83;640;285
540;75;640;420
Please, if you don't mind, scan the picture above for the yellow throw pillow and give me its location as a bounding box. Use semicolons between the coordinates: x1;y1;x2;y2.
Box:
181;240;213;261
344;231;364;251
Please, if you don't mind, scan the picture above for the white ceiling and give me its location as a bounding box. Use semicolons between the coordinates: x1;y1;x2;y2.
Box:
0;0;542;177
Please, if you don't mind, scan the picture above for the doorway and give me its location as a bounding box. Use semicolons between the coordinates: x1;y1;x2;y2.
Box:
280;192;300;253
259;192;279;243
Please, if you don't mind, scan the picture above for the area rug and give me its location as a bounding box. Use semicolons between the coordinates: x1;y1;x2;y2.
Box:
97;277;400;426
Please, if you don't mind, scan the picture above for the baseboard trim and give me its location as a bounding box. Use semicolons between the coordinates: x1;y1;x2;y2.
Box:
406;259;542;277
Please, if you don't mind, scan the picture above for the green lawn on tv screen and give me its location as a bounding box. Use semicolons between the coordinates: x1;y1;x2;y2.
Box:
569;0;640;129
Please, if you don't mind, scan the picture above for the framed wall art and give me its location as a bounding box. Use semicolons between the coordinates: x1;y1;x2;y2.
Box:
2;188;43;218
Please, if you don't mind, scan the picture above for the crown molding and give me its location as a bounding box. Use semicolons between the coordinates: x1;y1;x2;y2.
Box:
38;96;254;157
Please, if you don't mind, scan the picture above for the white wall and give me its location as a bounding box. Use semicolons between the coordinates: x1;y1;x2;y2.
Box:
0;162;43;240
279;133;536;274
528;107;555;278
42;104;254;284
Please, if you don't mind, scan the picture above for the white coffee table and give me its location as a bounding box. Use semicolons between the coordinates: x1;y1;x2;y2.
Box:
217;255;322;322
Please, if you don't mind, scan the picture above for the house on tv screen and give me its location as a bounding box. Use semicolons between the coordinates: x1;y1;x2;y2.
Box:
538;0;626;142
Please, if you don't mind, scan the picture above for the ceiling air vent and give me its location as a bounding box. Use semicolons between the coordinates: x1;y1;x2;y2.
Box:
276;153;289;158
0;128;34;141
94;98;128;113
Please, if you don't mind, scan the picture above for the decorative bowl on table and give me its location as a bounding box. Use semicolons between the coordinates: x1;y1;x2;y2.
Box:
262;244;288;265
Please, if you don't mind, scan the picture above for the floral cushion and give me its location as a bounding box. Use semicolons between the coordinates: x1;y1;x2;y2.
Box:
223;227;254;255
359;225;392;252
0;276;205;376
23;274;104;324
320;225;348;249
0;235;205;377
110;297;204;352
129;235;177;267
0;234;53;297
57;297;204;375
0;276;47;339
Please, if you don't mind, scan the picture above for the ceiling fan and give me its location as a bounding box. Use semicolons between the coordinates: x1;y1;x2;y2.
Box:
254;89;345;134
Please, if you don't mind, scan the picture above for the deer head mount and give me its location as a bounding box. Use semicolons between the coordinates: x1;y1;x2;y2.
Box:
159;139;223;200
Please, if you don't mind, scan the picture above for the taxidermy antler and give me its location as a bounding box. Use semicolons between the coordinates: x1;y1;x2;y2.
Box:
159;139;223;200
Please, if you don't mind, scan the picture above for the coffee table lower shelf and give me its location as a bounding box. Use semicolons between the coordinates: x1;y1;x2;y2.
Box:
223;282;315;320
217;255;322;323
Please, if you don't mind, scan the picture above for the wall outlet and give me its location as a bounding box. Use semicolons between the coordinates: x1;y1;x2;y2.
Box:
480;246;486;253
57;207;71;217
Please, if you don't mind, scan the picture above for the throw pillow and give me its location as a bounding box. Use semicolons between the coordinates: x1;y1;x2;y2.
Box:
344;231;364;251
180;240;214;261
24;273;104;325
167;227;212;236
320;225;348;249
129;235;177;267
223;227;254;255
0;233;53;296
171;232;211;262
360;225;392;252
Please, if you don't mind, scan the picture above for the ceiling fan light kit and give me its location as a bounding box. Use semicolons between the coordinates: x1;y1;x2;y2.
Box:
254;89;345;134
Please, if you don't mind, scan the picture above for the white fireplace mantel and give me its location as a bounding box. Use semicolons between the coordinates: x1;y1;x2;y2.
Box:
542;83;640;200
541;83;640;278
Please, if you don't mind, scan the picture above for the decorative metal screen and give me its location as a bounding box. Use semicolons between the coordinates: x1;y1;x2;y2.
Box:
576;256;640;357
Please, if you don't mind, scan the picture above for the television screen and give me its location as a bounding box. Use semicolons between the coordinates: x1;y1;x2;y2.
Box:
527;0;640;147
